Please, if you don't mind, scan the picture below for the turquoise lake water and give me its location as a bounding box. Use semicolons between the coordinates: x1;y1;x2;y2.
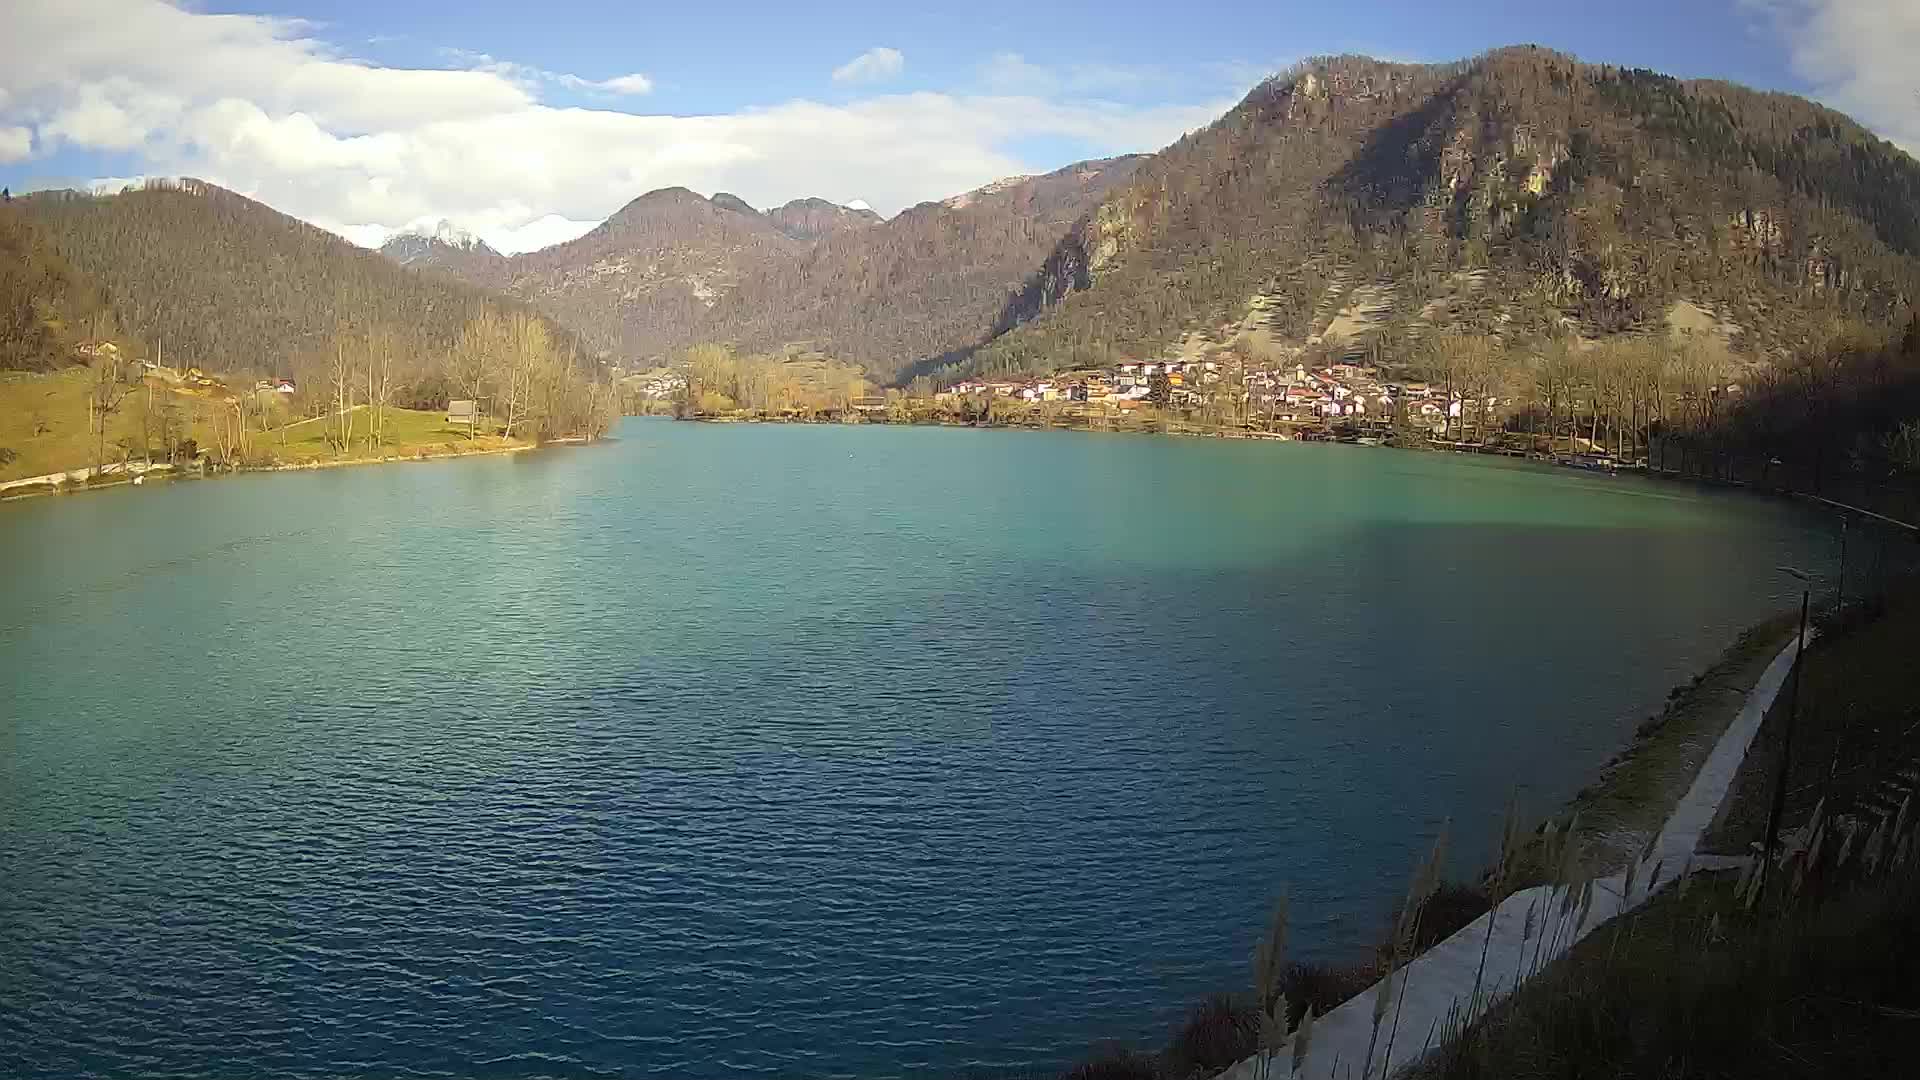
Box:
0;420;1834;1077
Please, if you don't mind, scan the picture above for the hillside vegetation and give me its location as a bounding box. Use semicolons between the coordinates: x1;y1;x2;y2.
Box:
960;48;1920;381
0;204;117;372
16;180;550;385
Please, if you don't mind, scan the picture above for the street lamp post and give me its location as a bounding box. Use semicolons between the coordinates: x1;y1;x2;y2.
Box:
1760;566;1812;899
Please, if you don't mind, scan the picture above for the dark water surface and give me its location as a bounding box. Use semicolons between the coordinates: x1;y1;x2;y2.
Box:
0;421;1832;1078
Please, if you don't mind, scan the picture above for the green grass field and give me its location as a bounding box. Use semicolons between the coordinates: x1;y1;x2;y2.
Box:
257;405;520;466
2;368;522;484
0;368;152;482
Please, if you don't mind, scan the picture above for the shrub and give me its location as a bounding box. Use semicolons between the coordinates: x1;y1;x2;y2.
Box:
1167;994;1256;1073
1280;961;1380;1026
1382;881;1492;961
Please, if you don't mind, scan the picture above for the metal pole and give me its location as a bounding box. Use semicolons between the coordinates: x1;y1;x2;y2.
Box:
1760;586;1811;898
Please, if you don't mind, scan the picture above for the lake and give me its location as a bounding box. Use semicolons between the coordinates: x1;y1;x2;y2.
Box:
0;421;1834;1078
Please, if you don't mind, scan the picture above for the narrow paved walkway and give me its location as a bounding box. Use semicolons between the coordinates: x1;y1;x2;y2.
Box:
1222;632;1809;1080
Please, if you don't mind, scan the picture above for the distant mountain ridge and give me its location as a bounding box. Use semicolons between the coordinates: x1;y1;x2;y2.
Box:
379;219;505;277
764;197;882;242
382;158;1145;382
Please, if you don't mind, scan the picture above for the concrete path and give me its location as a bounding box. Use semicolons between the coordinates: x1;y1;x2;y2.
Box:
1222;631;1809;1080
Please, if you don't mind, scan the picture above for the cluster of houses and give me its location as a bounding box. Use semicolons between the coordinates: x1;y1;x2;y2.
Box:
938;360;1487;430
625;370;687;401
941;360;1223;409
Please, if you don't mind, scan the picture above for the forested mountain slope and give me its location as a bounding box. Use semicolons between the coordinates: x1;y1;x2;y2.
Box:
0;204;115;371
389;158;1142;383
476;186;806;361
706;157;1143;382
959;47;1920;380
17;180;549;379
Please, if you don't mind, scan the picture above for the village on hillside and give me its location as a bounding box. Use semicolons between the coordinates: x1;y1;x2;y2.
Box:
936;359;1469;428
623;357;1478;432
624;355;1487;430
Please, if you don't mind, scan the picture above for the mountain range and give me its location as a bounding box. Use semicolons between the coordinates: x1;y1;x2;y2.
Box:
379;158;1143;383
382;47;1920;388
7;47;1919;393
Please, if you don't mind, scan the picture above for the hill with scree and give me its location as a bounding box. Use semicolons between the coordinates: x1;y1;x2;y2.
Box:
955;48;1920;382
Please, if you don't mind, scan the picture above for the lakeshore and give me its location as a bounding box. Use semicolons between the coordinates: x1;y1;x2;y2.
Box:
1;363;607;503
670;352;1645;462
0;436;537;502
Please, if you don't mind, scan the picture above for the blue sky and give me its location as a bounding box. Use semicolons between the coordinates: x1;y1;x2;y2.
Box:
3;1;1914;252
270;0;1806;106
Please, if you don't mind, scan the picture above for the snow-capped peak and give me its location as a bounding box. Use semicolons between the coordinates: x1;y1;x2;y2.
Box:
843;199;872;212
378;218;507;265
397;218;486;250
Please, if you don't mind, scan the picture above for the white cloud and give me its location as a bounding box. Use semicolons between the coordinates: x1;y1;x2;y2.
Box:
0;125;30;162
323;211;600;254
832;47;905;85
488;214;602;251
446;49;651;98
590;73;654;96
41;81;179;151
0;2;1225;255
326;221;393;249
84;175;151;195
1748;0;1920;151
328;212;602;255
